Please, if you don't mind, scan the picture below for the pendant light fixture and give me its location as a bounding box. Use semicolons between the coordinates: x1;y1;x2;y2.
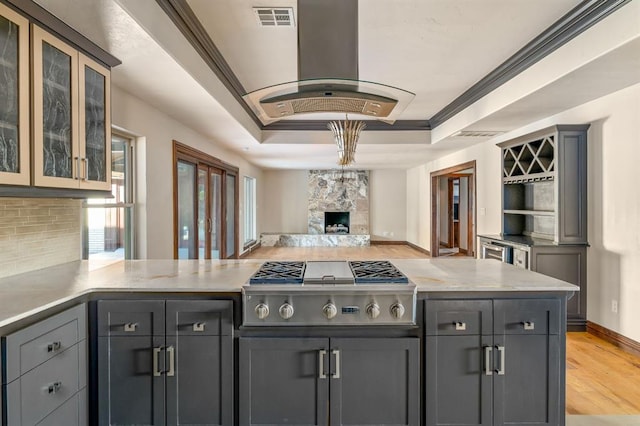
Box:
327;114;366;166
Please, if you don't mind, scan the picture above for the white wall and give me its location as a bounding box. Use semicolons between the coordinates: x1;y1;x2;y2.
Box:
408;82;640;343
406;142;502;252
370;169;407;241
111;85;264;259
261;170;309;233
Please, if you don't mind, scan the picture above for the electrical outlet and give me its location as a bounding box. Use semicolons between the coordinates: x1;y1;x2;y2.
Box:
611;300;618;313
479;208;486;216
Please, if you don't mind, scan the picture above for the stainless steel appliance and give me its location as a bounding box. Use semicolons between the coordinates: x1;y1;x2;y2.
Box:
242;260;416;326
479;238;513;263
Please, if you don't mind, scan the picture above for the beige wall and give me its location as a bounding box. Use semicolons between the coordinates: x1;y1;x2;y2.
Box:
370;169;407;241
111;85;265;259
0;198;81;278
408;83;640;343
261;169;407;240
261;170;309;233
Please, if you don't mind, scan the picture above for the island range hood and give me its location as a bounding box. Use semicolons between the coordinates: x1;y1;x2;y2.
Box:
243;0;414;125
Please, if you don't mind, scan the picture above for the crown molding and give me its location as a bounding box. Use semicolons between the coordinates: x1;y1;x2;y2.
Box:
264;120;431;132
429;0;632;128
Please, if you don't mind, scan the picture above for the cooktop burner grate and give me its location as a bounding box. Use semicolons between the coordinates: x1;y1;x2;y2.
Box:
348;260;409;284
249;261;305;284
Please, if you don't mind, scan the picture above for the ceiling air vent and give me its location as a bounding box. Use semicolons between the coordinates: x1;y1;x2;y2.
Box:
253;7;295;27
452;130;505;138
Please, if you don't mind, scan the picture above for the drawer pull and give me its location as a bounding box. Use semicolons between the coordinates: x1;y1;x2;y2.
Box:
124;323;138;332
47;341;62;353
454;321;467;331
523;321;535;330
193;322;206;332
46;381;62;394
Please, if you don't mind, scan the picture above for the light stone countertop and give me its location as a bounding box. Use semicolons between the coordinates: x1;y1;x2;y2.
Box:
0;258;578;331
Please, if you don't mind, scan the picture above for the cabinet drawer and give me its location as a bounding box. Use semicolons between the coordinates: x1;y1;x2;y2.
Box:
97;300;165;336
3;304;86;383
494;299;560;335
6;341;85;426
166;300;233;336
425;300;492;336
36;388;87;426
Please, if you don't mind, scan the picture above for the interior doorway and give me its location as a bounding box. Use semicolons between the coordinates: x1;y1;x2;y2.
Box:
431;160;477;258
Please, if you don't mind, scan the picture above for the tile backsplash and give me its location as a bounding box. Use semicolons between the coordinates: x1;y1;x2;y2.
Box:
0;198;81;278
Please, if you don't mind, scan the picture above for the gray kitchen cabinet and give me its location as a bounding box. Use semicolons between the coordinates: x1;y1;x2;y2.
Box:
239;337;419;426
2;303;87;426
97;299;233;426
500;125;588;244
425;298;562;426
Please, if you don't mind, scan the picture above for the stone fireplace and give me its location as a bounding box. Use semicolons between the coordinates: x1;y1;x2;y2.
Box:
308;170;369;234
325;211;350;234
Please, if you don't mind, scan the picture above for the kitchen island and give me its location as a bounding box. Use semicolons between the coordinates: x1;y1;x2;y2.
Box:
0;259;577;426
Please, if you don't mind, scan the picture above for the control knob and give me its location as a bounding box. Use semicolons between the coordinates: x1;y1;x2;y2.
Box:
323;302;338;319
390;302;406;319
366;302;381;319
279;302;295;320
255;303;269;320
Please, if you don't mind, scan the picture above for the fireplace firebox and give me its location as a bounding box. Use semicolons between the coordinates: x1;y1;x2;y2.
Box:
325;212;350;234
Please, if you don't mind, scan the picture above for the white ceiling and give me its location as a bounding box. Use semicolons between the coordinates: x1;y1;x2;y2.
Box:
34;0;640;170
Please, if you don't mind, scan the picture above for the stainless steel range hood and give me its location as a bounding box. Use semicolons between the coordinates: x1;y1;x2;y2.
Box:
243;0;414;125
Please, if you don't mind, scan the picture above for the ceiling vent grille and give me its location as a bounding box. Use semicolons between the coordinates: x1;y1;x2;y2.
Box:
254;7;295;27
452;130;505;138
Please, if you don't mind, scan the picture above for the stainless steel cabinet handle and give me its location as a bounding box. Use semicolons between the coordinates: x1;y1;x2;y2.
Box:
193;322;206;332
484;346;493;376
496;345;505;375
523;321;535;330
454;321;466;331
124;322;138;332
75;157;81;180
46;381;62;394
319;350;327;379
166;346;175;377
153;347;162;377
47;341;62;352
332;349;341;379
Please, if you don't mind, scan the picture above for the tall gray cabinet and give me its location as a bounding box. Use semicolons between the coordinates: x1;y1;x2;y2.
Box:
96;299;233;426
497;124;589;329
239;337;420;426
424;298;563;426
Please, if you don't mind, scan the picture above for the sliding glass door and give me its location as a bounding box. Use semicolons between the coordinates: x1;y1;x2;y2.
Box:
174;142;238;259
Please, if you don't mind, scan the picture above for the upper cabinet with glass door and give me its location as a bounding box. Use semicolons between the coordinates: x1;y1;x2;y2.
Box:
0;4;29;186
32;25;111;190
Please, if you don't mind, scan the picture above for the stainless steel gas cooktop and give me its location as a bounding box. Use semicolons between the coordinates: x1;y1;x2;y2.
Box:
242;260;416;326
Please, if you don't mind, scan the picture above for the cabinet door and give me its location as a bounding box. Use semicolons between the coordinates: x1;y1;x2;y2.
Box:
330;338;420;426
32;25;80;188
78;53;111;190
239;338;329;426
425;335;493;426
493;299;562;425
98;335;166;426
0;3;30;185
165;300;233;426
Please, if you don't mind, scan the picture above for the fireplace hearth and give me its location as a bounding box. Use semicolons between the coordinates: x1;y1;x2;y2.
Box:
325;212;350;234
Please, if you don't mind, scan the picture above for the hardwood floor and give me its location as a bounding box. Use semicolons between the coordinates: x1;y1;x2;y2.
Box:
244;244;640;415
244;244;431;260
566;332;640;414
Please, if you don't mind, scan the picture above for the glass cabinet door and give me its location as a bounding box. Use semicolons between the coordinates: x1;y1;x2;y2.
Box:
32;25;79;188
0;4;29;185
79;53;111;190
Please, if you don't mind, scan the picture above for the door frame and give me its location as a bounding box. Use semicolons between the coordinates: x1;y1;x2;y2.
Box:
430;160;477;258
